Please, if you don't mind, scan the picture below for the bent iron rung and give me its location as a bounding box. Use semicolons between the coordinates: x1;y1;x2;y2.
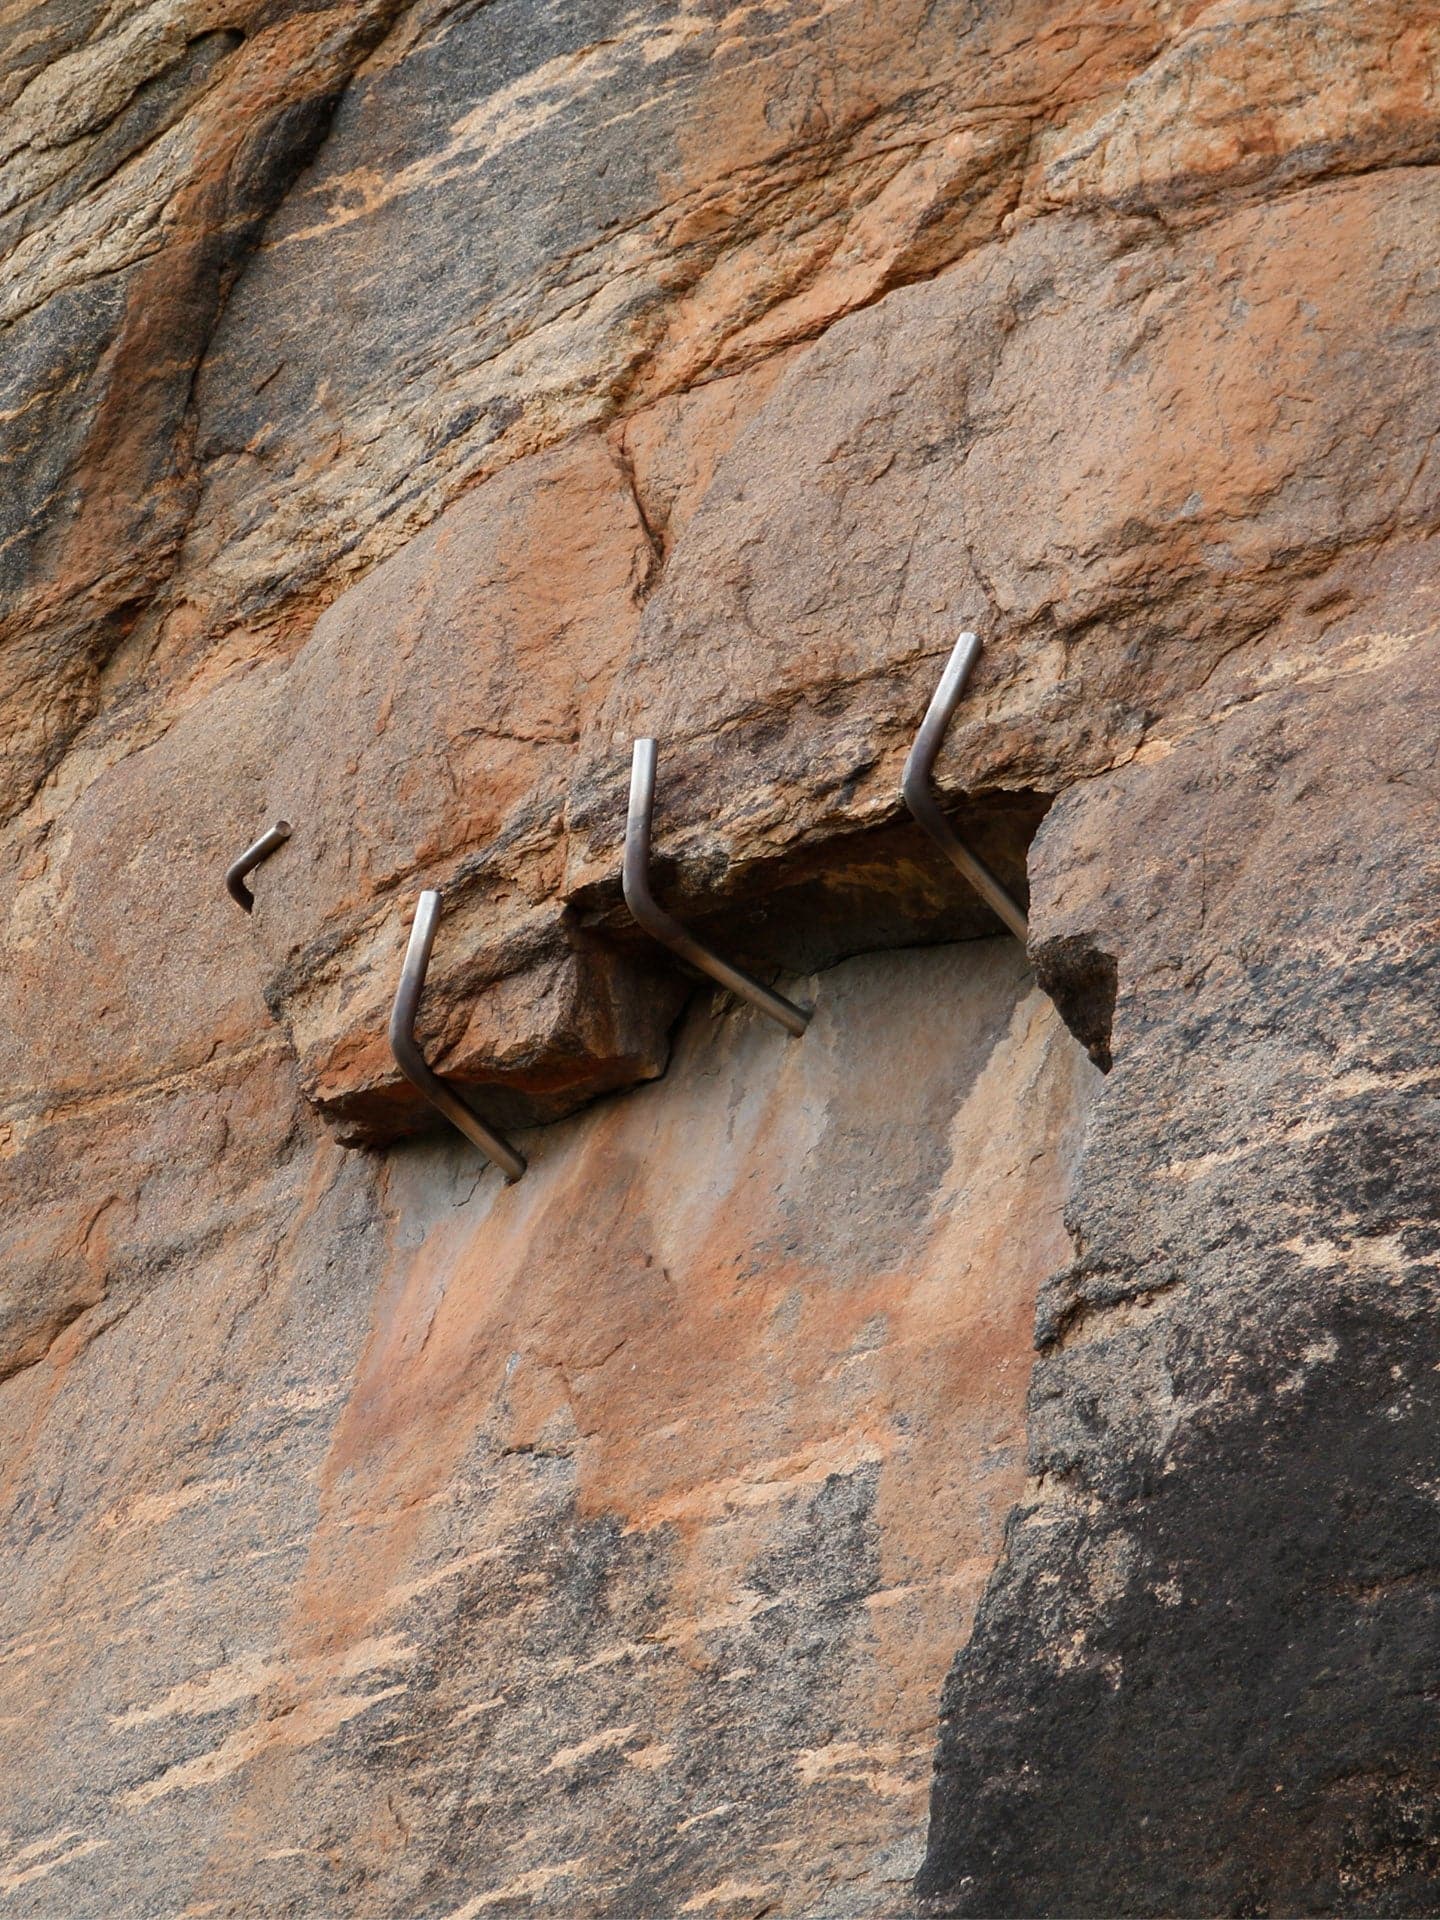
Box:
622;738;811;1037
901;633;1028;942
225;821;292;913
388;890;527;1181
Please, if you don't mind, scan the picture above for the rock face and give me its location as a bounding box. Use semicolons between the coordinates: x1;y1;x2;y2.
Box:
2;945;1088;1916
2;2;1438;1914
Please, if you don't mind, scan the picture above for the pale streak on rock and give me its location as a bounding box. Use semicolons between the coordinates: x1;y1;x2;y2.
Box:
545;1722;642;1771
630;1433;889;1530
0;113;200;326
437;1861;589;1919
0;1830;107;1898
121;1683;411;1809
111;1631;415;1731
681;1878;778;1912
794;1738;919;1798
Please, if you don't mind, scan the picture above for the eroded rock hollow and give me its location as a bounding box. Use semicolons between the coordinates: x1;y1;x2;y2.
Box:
3;3;1439;1914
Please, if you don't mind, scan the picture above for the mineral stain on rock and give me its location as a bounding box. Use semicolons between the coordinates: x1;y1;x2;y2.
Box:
3;2;1440;1915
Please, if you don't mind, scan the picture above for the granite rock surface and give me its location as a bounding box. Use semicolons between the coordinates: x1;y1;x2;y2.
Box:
2;1;1439;1913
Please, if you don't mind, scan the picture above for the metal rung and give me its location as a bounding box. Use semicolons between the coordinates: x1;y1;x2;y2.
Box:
902;634;1028;942
388;890;527;1181
225;821;291;913
623;738;811;1037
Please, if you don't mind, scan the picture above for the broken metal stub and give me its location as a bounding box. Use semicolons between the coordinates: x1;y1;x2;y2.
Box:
225;820;292;913
388;889;527;1182
902;632;1029;942
623;737;811;1037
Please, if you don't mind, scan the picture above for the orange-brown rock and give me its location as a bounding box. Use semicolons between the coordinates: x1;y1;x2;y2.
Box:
3;2;1440;1915
1;949;1088;1915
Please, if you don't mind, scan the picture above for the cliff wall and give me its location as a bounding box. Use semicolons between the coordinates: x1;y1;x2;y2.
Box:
2;3;1438;1914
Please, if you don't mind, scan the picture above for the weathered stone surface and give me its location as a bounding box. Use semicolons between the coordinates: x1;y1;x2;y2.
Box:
174;0;1178;636
5;1;1440;1913
1032;0;1440;214
0;1040;302;1383
0;0;407;821
920;553;1440;1916
572;166;1440;899
0;945;1088;1916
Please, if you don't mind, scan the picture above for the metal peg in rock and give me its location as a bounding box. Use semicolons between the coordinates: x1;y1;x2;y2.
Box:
225;821;292;913
388;890;527;1181
902;633;1029;942
622;737;811;1037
